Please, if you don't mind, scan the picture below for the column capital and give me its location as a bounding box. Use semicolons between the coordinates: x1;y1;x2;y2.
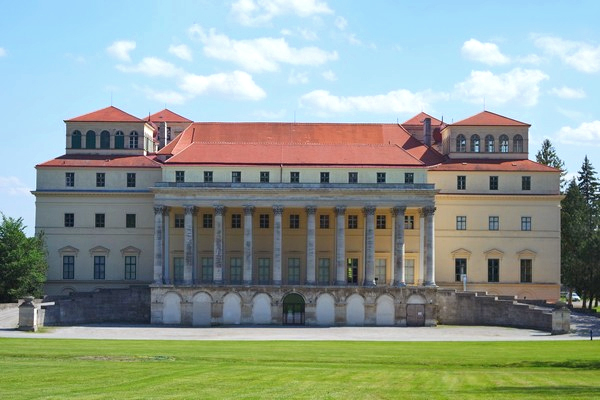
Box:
391;206;407;216
154;205;165;215
273;205;284;215
420;206;436;217
184;205;197;215
243;205;255;215
214;205;226;216
362;205;376;216
162;206;171;215
305;205;317;215
334;206;346;216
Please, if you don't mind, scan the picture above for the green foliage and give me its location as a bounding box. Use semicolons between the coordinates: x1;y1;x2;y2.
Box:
535;138;567;191
561;180;588;295
0;214;47;302
577;156;600;226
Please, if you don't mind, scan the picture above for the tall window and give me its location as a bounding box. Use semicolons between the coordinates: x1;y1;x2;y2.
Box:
94;256;105;279
204;171;213;183
173;257;184;283
489;216;499;231
520;259;532;282
376;172;386;183
457;175;466;190
376;215;386;229
96;172;105;187
318;258;330;284
287;258;300;284
71;130;81;149
258;258;271;284
95;213;105;228
320;172;330;183
231;214;241;229
521;217;532;231
260;171;270;183
232;171;241;183
201;258;213;283
522;176;531;191
405;259;415;285
115;131;124;149
174;214;184;228
203;214;213;229
485;135;494;152
456;134;466;152
470;135;480;152
124;256;136;280
455;258;467;282
129;131;139;149
65;172;75;187
319;215;330;229
64;213;74;227
456;216;467;230
489;176;498;190
404;172;414;184
375;259;386;284
127;173;136;188
290;171;300;183
126;213;136;228
259;214;270;228
63;256;74;279
499;135;509;152
404;215;414;230
86;130;96;149
348;172;358;183
100;130;110;149
289;214;300;229
348;215;358;229
488;259;499;282
175;171;185;183
513;134;523;152
230;257;242;284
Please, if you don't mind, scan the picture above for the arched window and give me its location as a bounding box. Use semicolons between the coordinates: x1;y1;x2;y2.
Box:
71;130;81;149
513;134;523;152
470;134;480;152
86;130;96;149
100;130;110;149
456;134;466;152
485;135;495;152
129;131;139;149
115;131;124;149
499;135;509;152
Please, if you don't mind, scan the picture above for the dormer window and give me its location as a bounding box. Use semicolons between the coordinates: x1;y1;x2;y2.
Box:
100;130;110;149
499;135;509;152
456;135;466;152
115;131;124;149
470;135;480;152
485;135;494;152
513;135;523;152
129;131;139;149
72;130;81;149
86;130;96;149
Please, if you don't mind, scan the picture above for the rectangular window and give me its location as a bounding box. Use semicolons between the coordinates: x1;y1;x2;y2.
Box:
64;213;74;228
258;258;271;284
404;215;414;230
319;214;330;229
376;215;386;229
287;258;300;284
404;172;414;184
318;258;330;285
290;171;300;183
521;216;532;231
126;213;136;228
520;259;532;283
95;213;105;228
455;258;467;282
127;173;136;188
260;171;270;183
175;171;185;183
232;171;241;183
522;176;531;190
204;171;213;183
489;216;499;231
96;172;105;187
348;215;358;229
405;259;415;285
348;172;358;183
124;256;136;280
320;172;330;183
259;214;270;229
65;172;75;187
457;175;466;190
487;259;499;282
174;214;184;228
231;213;241;229
489;176;498;190
203;213;213;229
201;258;213;283
230;257;242;284
377;172;386;183
173;257;184;283
289;214;300;229
94;256;105;280
375;259;386;284
62;255;74;279
456;216;467;230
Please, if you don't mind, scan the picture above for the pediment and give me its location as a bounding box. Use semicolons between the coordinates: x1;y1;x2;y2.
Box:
484;248;504;259
517;249;537;259
89;246;110;256
121;246;141;256
451;248;472;258
58;246;79;256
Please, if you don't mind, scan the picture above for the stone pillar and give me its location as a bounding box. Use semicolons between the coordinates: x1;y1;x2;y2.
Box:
243;205;254;284
183;205;196;285
153;205;164;284
392;206;406;286
423;206;436;286
273;205;284;285
419;210;425;285
163;207;171;284
335;206;346;285
363;206;376;286
18;296;37;332
306;206;317;285
213;205;225;284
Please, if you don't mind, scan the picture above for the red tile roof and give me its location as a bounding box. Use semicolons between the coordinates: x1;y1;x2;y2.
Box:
65;106;144;123
37;155;162;168
428;159;558;172
451;111;530;126
402;112;443;126
146;109;193;123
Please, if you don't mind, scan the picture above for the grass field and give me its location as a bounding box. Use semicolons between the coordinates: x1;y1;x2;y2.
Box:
1;339;599;399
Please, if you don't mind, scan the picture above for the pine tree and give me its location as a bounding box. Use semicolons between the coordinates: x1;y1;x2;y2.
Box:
536;139;567;191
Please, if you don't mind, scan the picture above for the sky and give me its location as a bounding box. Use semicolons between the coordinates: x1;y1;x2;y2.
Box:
1;0;600;236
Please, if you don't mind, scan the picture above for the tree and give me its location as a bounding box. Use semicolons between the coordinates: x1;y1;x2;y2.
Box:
0;214;47;302
536;139;567;191
577;155;600;228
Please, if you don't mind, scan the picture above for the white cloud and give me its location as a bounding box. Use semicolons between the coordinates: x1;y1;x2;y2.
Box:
231;0;333;26
299;89;441;115
189;25;338;73
179;70;266;101
334;16;347;30
0;176;31;196
461;39;510;65
322;70;336;81
299;29;318;41
139;87;188;105
168;44;192;61
0;47;6;57
288;70;309;84
516;54;542;65
557;120;600;146
117;57;182;77
454;68;548;107
534;35;600;73
106;40;136;62
550;86;586;99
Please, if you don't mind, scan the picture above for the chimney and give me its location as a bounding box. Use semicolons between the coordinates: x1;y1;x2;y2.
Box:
423;117;432;147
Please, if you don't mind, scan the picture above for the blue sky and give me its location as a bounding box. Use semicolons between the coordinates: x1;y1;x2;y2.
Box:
1;0;599;236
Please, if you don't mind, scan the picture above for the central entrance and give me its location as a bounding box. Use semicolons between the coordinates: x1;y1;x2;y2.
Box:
282;293;305;325
347;258;358;284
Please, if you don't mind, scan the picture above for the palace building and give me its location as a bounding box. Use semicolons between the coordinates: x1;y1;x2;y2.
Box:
34;106;562;326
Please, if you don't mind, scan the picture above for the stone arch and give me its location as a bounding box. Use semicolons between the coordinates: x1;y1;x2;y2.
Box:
163;291;182;325
61;287;76;295
222;292;242;325
315;293;336;326
406;293;426;327
252;293;272;324
375;294;395;326
346;294;365;326
282;292;305;325
406;293;427;304
192;291;212;327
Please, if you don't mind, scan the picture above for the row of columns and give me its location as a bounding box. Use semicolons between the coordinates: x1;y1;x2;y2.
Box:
153;204;436;287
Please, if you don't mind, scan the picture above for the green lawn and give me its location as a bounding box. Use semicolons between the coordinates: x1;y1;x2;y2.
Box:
1;339;599;399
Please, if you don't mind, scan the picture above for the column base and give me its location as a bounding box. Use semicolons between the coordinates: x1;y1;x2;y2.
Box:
243;280;253;286
393;281;407;287
272;280;282;285
423;281;437;287
335;280;347;286
213;280;224;285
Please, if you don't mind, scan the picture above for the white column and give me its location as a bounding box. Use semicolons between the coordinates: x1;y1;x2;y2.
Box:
213;205;225;284
305;206;317;285
424;206;436;286
183;205;196;285
335;206;346;285
243;205;254;285
272;205;284;285
392;206;406;286
363;206;376;286
153;205;164;284
163;207;171;284
419;209;425;285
